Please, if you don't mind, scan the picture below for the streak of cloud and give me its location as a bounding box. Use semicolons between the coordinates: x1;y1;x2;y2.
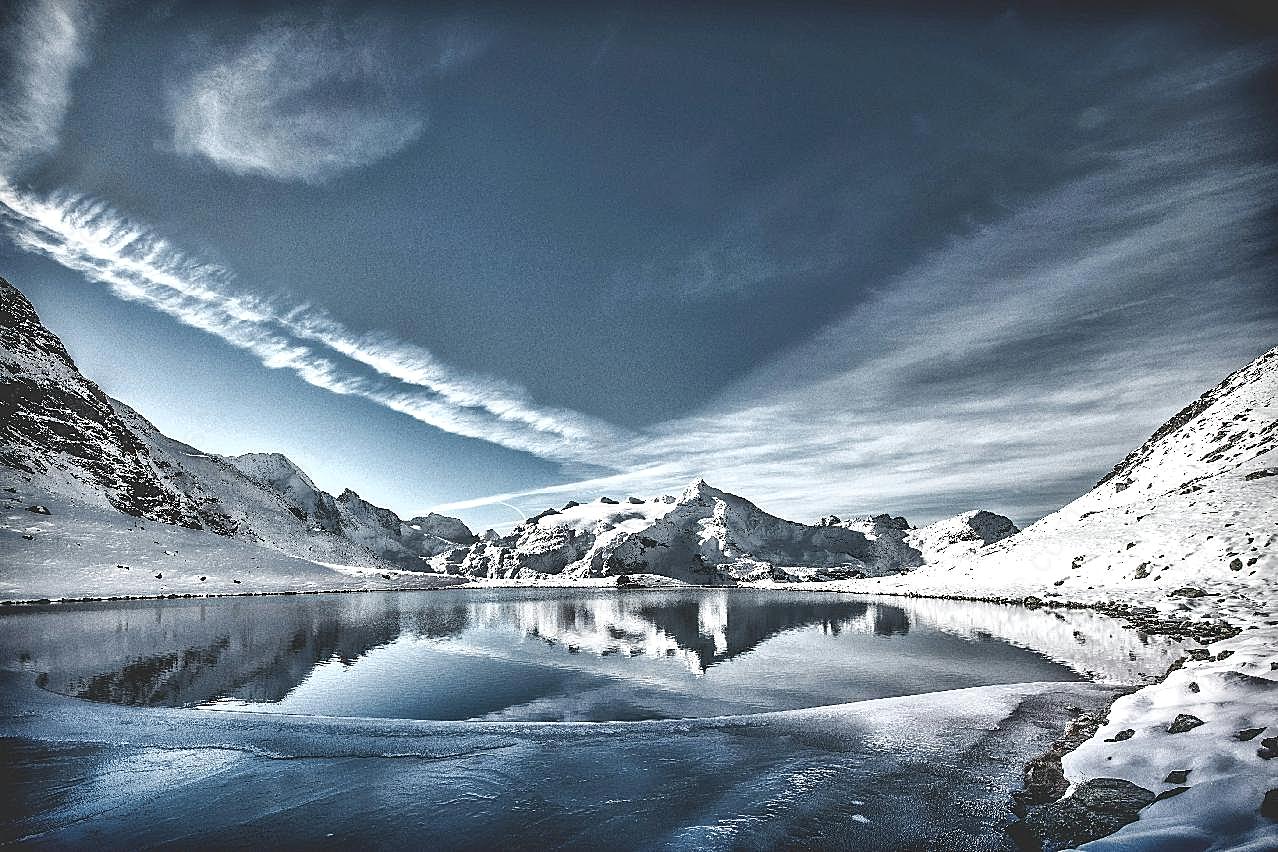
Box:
0;182;635;465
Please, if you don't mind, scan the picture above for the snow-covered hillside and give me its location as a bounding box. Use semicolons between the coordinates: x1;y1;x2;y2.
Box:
1;276;474;586
442;480;1018;583
837;345;1278;851
853;345;1277;611
0;482;464;602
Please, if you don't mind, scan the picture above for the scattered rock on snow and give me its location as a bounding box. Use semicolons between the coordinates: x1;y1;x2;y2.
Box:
24;505;50;514
1166;714;1205;734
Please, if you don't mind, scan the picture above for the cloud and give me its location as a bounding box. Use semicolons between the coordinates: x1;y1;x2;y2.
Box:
438;45;1278;525
170;17;452;183
0;0;93;175
0;181;635;465
1;20;1272;530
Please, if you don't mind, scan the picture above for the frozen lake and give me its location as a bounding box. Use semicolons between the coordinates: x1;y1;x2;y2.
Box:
0;588;1105;721
0;590;1186;849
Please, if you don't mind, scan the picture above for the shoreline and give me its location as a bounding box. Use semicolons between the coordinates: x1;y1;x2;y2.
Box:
1;577;1269;848
0;575;1238;646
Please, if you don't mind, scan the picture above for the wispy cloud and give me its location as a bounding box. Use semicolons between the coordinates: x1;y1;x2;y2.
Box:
439;45;1278;525
0;0;93;175
0;181;634;464
170;16;476;184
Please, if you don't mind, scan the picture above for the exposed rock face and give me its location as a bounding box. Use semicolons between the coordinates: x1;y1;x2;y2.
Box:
1022;778;1156;851
402;512;476;547
1;277;231;531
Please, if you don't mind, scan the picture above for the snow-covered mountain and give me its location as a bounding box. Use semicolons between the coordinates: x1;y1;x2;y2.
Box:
1;276;232;532
2;273;1020;587
441;480;1018;583
0;276;473;573
874;345;1277;606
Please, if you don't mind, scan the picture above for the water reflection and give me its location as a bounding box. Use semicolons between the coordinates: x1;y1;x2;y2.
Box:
0;589;1181;721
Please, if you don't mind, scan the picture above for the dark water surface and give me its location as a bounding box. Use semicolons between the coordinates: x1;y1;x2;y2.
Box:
0;588;1106;721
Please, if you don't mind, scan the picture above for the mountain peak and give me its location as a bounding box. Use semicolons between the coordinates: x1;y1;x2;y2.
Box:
0;275;77;371
228;451;319;492
681;478;725;501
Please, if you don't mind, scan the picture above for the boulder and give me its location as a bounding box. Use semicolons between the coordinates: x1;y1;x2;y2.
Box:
1023;778;1156;852
1167;714;1205;734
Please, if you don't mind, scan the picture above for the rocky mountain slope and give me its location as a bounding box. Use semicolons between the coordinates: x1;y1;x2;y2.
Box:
439;480;1018;583
0;276;473;575
1;277;230;531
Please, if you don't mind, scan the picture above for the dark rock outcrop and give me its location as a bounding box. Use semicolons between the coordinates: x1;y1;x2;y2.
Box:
1021;778;1156;851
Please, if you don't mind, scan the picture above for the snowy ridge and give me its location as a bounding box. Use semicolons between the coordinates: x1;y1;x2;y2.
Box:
442;480;1018;583
870;344;1277;604
1096;347;1278;503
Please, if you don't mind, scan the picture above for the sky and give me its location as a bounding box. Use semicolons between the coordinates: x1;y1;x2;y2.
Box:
1;1;1275;533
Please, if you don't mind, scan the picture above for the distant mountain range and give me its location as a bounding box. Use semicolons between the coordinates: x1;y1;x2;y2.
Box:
0;275;1022;584
3;273;1273;592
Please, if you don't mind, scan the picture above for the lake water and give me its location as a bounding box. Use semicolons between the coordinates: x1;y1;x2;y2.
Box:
1;589;1189;849
0;588;1178;722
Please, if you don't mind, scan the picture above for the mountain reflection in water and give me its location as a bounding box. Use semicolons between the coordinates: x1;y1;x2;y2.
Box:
0;589;1183;721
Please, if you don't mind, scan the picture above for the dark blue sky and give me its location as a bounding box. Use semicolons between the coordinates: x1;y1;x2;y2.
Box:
2;1;1275;531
